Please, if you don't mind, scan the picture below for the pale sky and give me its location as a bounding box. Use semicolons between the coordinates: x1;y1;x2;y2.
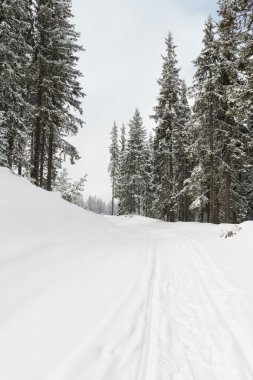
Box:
68;0;217;202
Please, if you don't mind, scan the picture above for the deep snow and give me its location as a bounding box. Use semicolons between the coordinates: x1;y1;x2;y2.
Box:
1;168;253;379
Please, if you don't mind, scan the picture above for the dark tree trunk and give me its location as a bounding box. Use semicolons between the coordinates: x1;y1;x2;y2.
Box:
31;116;41;185
209;136;217;223
7;130;14;168
31;68;43;185
111;196;114;215
46;125;54;191
39;129;45;188
18;163;22;175
224;169;231;223
169;153;175;222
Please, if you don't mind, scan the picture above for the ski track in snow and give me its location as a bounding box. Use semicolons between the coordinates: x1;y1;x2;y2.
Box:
110;231;253;380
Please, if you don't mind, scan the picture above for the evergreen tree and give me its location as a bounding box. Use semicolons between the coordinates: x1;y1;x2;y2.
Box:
176;80;192;221
119;124;126;154
234;0;253;218
152;32;183;221
189;16;221;223
142;134;155;218
31;0;84;189
183;163;209;221
108;121;119;215
123;109;147;215
216;0;250;222
0;0;32;170
117;124;129;215
54;167;86;206
234;0;253;114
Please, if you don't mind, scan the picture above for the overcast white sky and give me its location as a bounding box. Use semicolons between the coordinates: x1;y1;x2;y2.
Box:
68;0;217;202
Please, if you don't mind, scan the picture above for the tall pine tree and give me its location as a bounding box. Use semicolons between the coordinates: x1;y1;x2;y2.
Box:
118;110;148;215
0;0;32;170
216;0;250;222
189;16;221;223
152;32;183;221
108;121;119;215
31;0;84;189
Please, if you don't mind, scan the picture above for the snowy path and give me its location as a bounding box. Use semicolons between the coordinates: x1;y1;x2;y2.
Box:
151;235;252;379
110;229;253;380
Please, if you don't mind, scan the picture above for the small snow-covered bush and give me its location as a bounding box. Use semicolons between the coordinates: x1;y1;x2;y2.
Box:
220;225;242;239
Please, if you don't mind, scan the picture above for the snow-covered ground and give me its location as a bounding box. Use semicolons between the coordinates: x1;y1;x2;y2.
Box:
1;168;253;379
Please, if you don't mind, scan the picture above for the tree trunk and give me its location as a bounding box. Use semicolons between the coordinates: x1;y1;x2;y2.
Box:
208;100;219;224
7;131;14;168
169;160;175;222
46;125;54;191
111;182;114;215
111;196;114;215
18;163;22;175
31;69;43;185
39;129;45;188
224;170;231;223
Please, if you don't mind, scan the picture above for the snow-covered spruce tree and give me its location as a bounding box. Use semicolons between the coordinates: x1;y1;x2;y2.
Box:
54;167;71;197
119;124;126;155
120;109;148;215
188;16;221;223
117;124;129;215
142;134;155;218
176;80;192;221
216;0;250;223
183;163;209;222
234;0;253;218
234;0;253;114
0;0;32;171
151;32;185;222
54;167;86;206
31;0;84;190
108;121;119;215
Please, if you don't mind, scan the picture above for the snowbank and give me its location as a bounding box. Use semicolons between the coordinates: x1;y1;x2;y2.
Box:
0;169;144;380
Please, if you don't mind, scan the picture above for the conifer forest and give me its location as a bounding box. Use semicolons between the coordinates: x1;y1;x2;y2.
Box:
0;0;252;223
109;0;253;224
0;0;84;192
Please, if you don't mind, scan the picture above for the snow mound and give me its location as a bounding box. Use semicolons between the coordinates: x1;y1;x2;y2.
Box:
0;169;144;380
0;169;112;259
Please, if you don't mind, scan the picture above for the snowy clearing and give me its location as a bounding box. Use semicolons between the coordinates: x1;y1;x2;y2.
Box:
1;169;253;379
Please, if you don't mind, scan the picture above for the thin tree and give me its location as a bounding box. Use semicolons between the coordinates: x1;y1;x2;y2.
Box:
108;122;119;215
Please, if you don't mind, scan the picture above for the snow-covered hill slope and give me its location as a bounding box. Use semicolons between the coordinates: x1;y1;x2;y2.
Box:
1;169;253;379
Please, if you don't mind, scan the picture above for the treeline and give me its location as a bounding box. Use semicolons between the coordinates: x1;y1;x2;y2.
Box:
85;195;114;215
0;0;84;190
109;0;253;224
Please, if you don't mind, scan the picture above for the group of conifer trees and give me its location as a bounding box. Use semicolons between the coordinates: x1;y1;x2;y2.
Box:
109;0;253;224
109;113;154;217
0;0;84;191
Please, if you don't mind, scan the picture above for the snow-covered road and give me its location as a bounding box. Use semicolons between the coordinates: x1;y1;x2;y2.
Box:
1;169;253;379
105;221;253;380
